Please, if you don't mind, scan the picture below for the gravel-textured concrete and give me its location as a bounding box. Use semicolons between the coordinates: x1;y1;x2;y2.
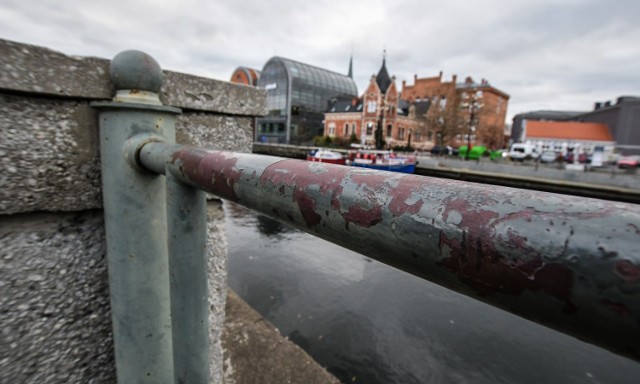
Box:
0;95;102;214
0;211;114;383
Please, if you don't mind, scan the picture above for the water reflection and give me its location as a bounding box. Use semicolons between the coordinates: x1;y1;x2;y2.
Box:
225;201;640;384
256;214;294;238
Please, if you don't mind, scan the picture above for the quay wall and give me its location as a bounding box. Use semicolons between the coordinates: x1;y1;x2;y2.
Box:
0;39;264;382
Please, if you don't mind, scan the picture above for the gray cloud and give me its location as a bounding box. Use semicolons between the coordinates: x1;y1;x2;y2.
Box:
1;0;638;121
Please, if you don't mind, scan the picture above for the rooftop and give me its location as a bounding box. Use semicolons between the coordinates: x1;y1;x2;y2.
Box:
526;120;614;142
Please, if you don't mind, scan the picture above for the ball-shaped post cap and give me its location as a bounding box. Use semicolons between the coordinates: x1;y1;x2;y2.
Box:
109;50;163;93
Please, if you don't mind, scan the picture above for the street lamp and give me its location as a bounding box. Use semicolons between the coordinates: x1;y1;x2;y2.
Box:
460;91;483;160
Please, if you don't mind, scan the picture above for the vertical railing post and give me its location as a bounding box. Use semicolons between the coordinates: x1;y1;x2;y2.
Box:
93;51;182;383
166;173;209;382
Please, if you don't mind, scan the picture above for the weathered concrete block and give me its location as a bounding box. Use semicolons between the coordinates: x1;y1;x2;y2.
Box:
164;71;267;117
0;95;102;214
0;39;113;100
177;114;254;152
0;38;267;116
0;211;114;383
0;203;229;384
0;99;256;215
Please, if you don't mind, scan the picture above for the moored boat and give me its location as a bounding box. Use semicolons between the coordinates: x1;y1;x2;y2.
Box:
347;150;417;173
306;149;346;165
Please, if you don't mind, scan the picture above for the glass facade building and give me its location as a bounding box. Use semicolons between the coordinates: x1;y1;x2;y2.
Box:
256;57;357;145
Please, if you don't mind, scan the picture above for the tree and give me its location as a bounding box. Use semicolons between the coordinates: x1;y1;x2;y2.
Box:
477;123;505;150
420;94;465;146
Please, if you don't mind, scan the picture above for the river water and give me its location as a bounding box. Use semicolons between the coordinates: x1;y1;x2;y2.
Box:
225;202;640;384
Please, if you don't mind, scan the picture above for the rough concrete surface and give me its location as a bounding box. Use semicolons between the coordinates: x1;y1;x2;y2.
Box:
222;289;340;384
0;94;102;214
177;114;254;153
0;38;266;116
163;71;267;117
0;39;113;100
0;95;255;215
0;210;115;383
207;199;229;384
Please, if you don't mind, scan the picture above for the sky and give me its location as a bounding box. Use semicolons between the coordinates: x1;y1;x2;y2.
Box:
1;0;638;122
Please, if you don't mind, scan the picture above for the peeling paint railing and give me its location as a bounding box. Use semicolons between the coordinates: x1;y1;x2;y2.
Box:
94;51;640;383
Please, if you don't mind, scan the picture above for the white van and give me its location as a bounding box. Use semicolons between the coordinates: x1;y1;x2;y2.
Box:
509;143;539;161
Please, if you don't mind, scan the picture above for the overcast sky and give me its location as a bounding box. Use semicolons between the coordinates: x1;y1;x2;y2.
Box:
1;0;638;122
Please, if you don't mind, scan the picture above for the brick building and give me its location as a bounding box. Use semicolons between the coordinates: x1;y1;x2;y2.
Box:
323;56;431;150
401;72;510;149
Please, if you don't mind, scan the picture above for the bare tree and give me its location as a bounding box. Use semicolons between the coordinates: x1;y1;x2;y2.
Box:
477;123;505;150
421;95;465;146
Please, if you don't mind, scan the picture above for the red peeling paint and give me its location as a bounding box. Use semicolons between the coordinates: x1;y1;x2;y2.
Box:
438;225;574;309
171;148;241;202
342;204;383;230
614;260;640;283
350;173;424;217
259;160;348;228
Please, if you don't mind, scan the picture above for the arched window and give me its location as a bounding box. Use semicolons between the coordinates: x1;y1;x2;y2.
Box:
344;123;349;136
386;124;392;138
351;123;356;135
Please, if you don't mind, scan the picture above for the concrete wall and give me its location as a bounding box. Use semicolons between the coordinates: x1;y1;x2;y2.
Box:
0;39;266;383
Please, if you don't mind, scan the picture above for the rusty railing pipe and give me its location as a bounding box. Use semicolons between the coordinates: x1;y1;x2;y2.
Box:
138;142;640;362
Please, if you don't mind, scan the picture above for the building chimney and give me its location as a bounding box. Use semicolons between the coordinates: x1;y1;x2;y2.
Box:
439;71;442;79
452;75;457;84
594;102;602;110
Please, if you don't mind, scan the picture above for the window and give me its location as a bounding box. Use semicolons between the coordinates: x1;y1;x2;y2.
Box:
328;123;336;137
366;122;373;135
351;123;356;135
386;124;393;138
367;101;377;113
344;123;349;136
439;96;447;111
398;127;405;140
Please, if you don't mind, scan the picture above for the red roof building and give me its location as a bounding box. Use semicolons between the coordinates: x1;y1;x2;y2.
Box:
525;120;613;142
523;120;615;156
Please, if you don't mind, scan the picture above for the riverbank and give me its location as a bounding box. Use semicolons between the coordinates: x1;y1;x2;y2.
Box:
252;143;640;202
222;289;340;384
416;156;640;203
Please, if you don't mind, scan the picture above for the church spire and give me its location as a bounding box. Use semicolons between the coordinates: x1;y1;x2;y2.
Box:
376;49;391;94
348;54;353;79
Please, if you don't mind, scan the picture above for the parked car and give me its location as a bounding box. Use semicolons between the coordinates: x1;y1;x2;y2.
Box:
430;145;453;156
489;149;505;161
539;151;559;163
458;145;487;160
564;152;589;164
618;156;639;169
508;143;539;161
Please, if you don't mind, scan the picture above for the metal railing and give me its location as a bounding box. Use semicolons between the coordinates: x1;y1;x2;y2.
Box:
94;51;640;383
